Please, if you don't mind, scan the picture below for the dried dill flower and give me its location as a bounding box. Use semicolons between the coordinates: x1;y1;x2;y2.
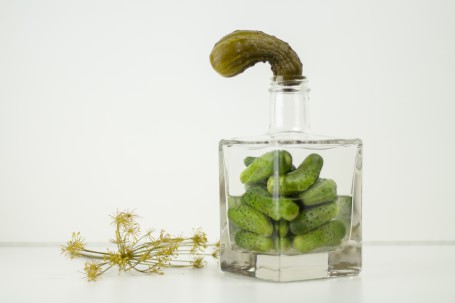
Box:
61;209;219;281
61;232;86;259
84;261;104;282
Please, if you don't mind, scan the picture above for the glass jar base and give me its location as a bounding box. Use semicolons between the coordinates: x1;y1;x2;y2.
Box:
220;243;361;282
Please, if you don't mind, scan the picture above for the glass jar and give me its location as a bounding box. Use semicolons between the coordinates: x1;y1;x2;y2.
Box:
218;77;362;282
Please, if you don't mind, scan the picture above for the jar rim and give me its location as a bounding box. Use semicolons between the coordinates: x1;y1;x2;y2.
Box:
271;75;306;82
270;76;309;92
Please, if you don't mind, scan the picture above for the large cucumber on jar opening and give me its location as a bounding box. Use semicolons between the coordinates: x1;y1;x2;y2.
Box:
289;202;339;235
235;230;273;252
299;178;337;207
293;220;346;253
210;30;303;78
242;186;299;221
240;150;292;184
267;153;323;195
228;205;273;236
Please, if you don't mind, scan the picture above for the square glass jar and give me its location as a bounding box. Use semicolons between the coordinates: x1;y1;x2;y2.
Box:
218;78;362;282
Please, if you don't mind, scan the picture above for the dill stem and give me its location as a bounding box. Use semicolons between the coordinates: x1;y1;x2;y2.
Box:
132;243;179;255
79;253;105;260
168;259;194;263
168;264;192;268
132;249;160;258
176;252;216;256
82;249;109;255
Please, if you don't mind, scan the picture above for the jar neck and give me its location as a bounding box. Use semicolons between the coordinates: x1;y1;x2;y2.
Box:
267;77;310;134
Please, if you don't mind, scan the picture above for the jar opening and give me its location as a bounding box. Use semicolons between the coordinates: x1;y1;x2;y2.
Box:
271;75;306;82
270;76;309;93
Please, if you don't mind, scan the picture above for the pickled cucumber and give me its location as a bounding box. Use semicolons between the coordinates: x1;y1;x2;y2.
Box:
293;220;346;253
228;205;273;236
245;156;296;171
267;153;323;195
235;230;273;252
240;150;292;184
227;195;243;208
242;185;299;221
274;236;292;251
299;179;337;207
210;30;303;78
289;202;339;235
243;156;256;167
276;219;289;237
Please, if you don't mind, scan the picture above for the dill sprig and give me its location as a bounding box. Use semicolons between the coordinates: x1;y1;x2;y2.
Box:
61;209;220;281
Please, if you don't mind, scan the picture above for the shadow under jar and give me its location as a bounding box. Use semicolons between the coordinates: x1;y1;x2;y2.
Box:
219;77;362;282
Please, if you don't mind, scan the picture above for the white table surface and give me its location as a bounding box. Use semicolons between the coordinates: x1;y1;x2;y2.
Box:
0;243;454;303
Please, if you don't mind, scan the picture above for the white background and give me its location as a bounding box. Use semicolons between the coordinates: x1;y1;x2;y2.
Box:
1;0;454;244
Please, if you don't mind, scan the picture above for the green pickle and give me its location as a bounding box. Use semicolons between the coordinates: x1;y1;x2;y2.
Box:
289;202;339;235
244;156;296;171
275;219;289;237
242;185;299;221
210;30;302;78
299;178;337;207
235;230;273;252
240;150;292;184
267;153;323;196
228;205;273;237
243;156;256;167
227;195;243;208
293;220;346;253
274;236;292;251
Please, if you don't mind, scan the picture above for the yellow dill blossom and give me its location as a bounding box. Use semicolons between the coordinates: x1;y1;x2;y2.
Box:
211;241;221;258
191;256;206;269
111;209;139;230
84;261;103;282
125;225;141;242
190;228;208;253
61;232;85;259
105;250;131;270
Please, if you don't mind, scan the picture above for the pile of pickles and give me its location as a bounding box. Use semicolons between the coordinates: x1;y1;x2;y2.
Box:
227;150;350;254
